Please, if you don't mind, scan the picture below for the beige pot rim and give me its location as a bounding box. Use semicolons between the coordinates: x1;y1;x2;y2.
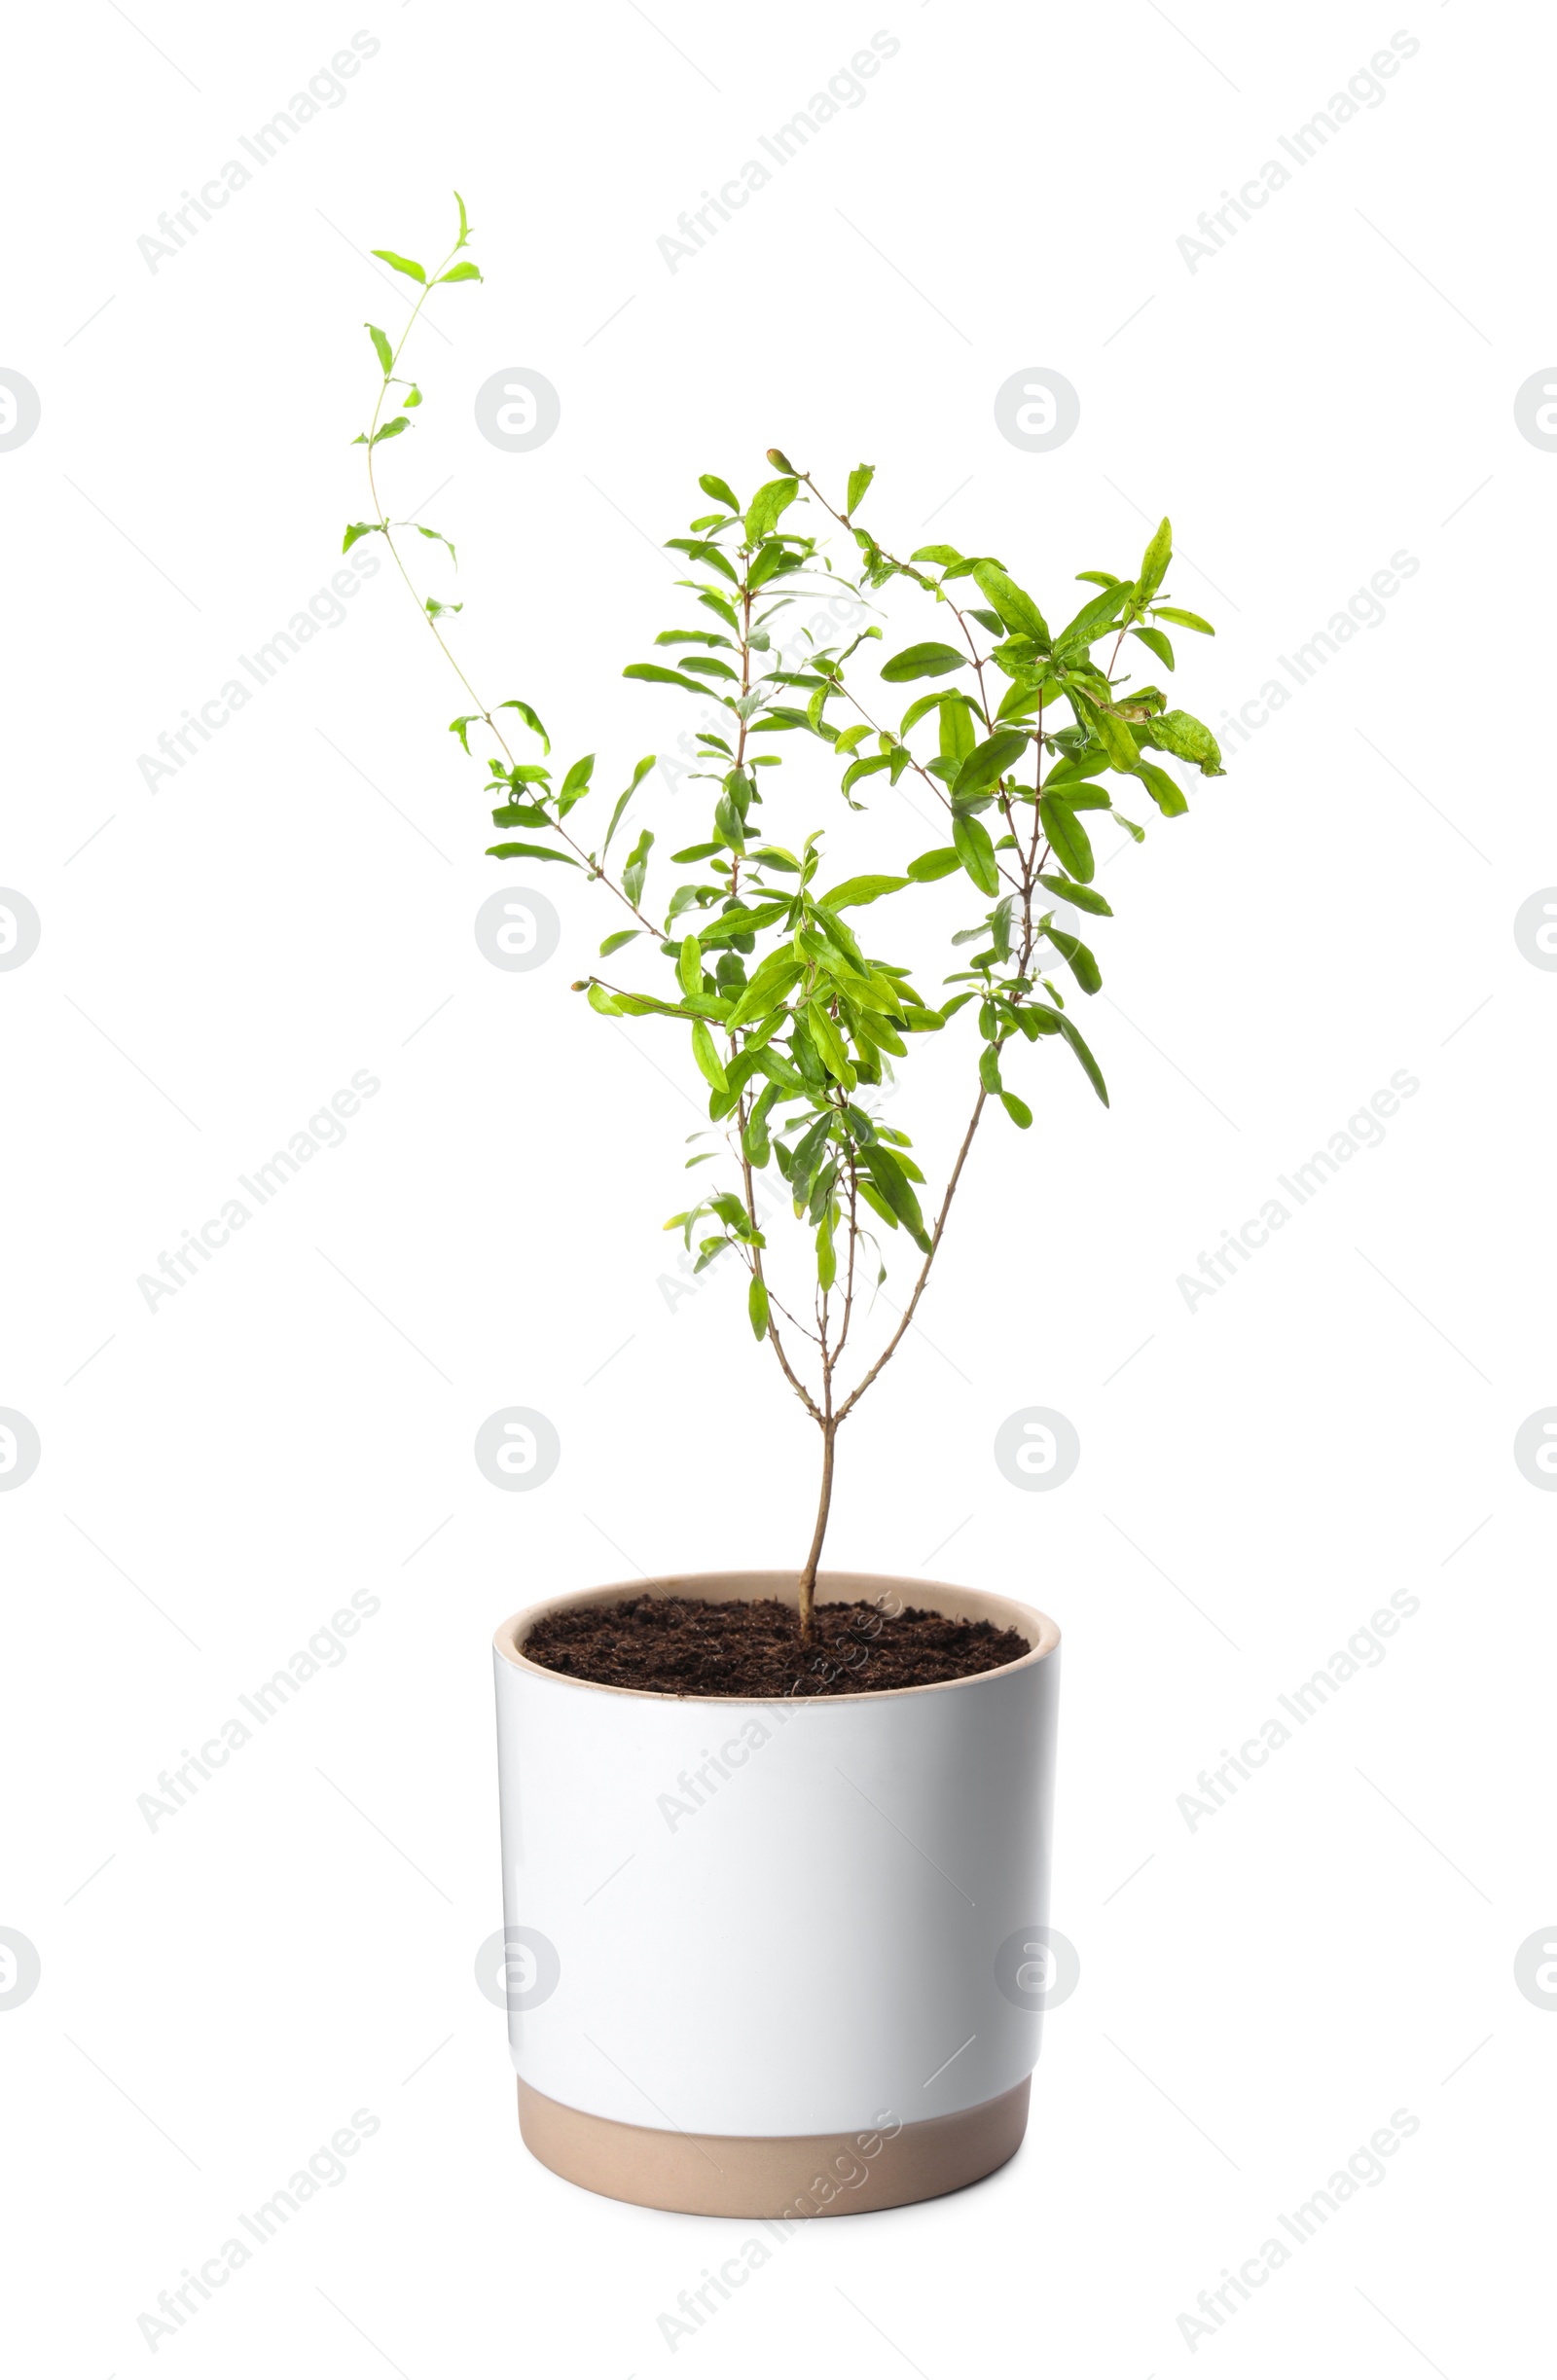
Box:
493;1567;1060;1706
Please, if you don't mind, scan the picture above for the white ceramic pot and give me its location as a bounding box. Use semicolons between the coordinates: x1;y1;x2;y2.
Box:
491;1569;1061;2215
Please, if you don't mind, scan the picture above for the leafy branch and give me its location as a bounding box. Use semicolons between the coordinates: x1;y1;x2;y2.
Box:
342;198;657;935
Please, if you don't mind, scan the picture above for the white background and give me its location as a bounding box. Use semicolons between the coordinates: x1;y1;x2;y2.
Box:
2;1;1552;2371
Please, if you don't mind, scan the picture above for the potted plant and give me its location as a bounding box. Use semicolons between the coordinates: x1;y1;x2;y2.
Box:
344;201;1225;2217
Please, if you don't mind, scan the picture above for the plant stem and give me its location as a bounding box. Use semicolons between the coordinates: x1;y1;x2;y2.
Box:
796;1418;837;1641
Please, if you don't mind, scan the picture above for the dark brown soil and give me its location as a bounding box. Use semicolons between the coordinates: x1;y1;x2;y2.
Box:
521;1595;1031;1698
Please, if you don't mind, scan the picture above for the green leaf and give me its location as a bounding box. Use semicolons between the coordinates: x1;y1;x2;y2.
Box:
370;416;410;446
751;1047;803;1104
1134;758;1189;818
699;472;741;511
598;929;640;956
1043;749;1112;788
807;1001;854;1086
881;641;965;682
1000;1090;1033;1129
1087;703;1141;771
841;753;893;795
558;753;595;812
714;1053;764;1112
1143;708;1224;775
809;906;867;971
986;634;1042;684
910;543;963;567
856;1178;899;1231
690;1019;728;1090
744;476;799;543
371;248;426;283
438;261;482;283
953;730;1030;802
667;537;738;584
1054;1011;1108;1105
614;989;703;1022
1036;873;1113;917
454;190;471;246
971;561;1049;645
714;789;745;851
622;826;654;908
742;1082;780;1166
820;875;909;911
815;1212;837;1290
414;523;457;568
748;1274;770;1339
676;934;702;997
907;847;960;882
1151;605;1215;635
1053;580;1133;655
494;699;551;753
862;1144;930;1250
847;462;875;514
1038;795;1096;883
853;1008;907;1058
342;521;382;554
1129;625;1174;673
700;899;791;949
1046;926;1102;995
952;812;999;896
603;754;656;853
898;688;976;738
486;840;579;866
365;323;393;375
624;662;719;696
978;1044;1002;1095
587;982;623;1016
789;1111;833;1192
1137;517;1173;607
940;696;977;770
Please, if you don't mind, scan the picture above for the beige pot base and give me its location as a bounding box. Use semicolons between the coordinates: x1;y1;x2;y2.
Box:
518;2074;1030;2217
